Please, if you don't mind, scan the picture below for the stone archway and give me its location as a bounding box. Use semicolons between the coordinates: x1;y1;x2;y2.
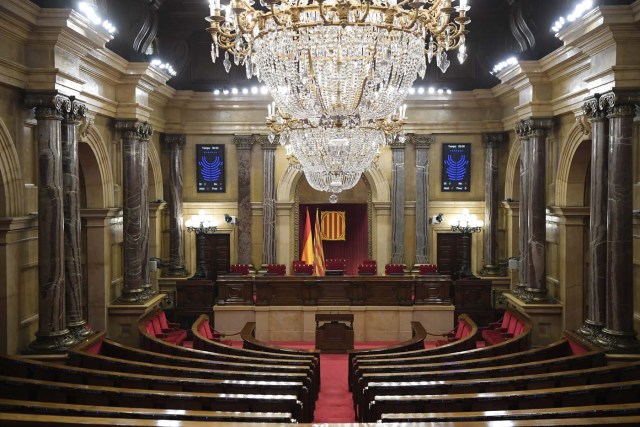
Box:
504;137;521;201
147;141;163;202
0;118;25;217
555;122;591;207
275;161;391;265
79;127;114;208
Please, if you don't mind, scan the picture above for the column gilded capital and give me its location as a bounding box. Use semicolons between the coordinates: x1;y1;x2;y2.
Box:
599;90;640;118
25;91;71;120
162;133;186;149
234;134;254;150
260;134;278;150
516;118;553;138
115;120;153;141
582;94;607;122
410;134;434;148
63;98;88;124
482;132;506;148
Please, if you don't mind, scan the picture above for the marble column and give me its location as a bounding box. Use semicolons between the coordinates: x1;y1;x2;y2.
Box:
481;132;505;276
390;140;405;264
25;92;76;352
62;98;92;340
578;95;608;339
115;120;153;303
139;130;153;298
413;135;433;266
514;122;529;296
524;118;553;302
262;136;277;265
596;91;640;352
163;134;187;276
234;135;255;266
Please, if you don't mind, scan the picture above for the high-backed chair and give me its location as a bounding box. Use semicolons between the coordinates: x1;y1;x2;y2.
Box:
325;259;347;275
384;264;406;275
266;264;286;276
293;261;313;275
418;264;438;274
357;264;377;275
229;264;250;275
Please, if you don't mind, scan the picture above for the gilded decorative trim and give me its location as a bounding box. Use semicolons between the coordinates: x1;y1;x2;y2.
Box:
163;133;186;148
233;134;254;150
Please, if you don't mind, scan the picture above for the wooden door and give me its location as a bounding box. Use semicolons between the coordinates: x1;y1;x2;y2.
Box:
204;233;230;280
437;233;468;279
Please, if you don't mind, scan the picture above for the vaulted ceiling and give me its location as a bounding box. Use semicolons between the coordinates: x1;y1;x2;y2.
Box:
32;0;636;92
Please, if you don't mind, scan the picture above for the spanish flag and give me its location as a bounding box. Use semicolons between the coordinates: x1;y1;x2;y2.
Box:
301;208;314;266
313;209;326;276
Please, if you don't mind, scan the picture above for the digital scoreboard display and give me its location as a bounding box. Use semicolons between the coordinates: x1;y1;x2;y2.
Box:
196;144;225;193
442;143;471;192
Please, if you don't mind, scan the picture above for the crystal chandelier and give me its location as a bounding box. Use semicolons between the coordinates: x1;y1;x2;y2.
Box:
280;124;386;202
207;0;470;122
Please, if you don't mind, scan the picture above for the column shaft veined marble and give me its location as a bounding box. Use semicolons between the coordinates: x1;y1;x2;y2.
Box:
525;119;552;301
235;135;254;266
139;133;152;297
262;137;277;265
515;122;529;295
390;142;405;264
597;91;639;352
26;92;75;352
164;134;187;276
482;133;504;275
413;135;433;265
62;98;92;340
578;95;608;338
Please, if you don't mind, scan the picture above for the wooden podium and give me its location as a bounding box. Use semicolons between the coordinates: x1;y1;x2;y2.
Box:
315;313;354;353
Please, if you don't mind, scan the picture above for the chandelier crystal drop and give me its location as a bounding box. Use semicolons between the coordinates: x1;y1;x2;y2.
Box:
207;0;471;120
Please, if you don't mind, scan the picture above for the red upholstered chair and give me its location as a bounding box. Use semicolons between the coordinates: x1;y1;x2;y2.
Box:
357;264;377;275
362;260;377;267
266;264;286;275
418;264;438;274
385;263;406;275
229;264;250;275
293;261;313;275
325;259;347;275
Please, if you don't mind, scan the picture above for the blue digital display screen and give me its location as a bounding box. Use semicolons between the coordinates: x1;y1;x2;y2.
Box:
196;144;225;193
442;143;471;192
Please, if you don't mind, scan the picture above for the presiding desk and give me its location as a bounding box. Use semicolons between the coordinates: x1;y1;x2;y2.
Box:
215;274;452;306
315;313;354;353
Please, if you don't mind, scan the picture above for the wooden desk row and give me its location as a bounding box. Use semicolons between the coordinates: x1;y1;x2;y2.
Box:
216;274;453;306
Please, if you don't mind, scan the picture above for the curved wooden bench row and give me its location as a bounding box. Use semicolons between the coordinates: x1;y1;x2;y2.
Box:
367;379;640;422
379;402;640;423
0;399;294;423
348;316;473;391
2;412;640;426
354;309;533;364
0;375;305;423
357;360;640;421
0;353;311;420
353;338;606;411
191;315;318;362
240;322;321;357
139;313;320;397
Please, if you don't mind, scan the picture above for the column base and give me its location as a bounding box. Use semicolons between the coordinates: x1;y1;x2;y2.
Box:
513;283;527;296
480;264;507;277
142;283;156;299
116;288;149;304
27;329;76;354
576;319;604;340
67;320;94;342
519;287;549;303
595;328;640;353
165;266;188;277
108;293;165;347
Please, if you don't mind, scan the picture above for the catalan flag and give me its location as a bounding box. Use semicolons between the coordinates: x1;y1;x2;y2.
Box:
321;211;346;241
301;208;314;266
313;209;326;276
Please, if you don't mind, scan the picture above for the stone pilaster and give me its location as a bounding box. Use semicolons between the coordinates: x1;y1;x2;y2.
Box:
413;135;433;266
390;140;406;264
62;98;92;341
163;134;187;277
261;136;277;265
139;131;152;299
25;91;76;352
115;120;153;303
596;91;640;352
578;95;608;339
234;135;255;266
481;132;506;276
523;118;553;302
